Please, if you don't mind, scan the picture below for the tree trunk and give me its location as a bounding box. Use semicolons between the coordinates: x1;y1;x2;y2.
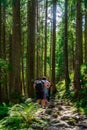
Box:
9;0;21;103
36;1;40;78
9;34;13;100
44;0;48;76
0;1;1;102
0;4;8;102
72;40;75;70
74;0;82;97
64;0;70;92
52;0;56;93
26;0;36;98
21;33;25;95
85;1;87;63
50;6;53;83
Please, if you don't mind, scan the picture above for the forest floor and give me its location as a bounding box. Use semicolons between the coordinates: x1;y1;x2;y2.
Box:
32;97;87;130
0;96;87;130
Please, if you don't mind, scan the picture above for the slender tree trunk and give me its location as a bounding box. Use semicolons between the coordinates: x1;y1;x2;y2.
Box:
26;0;36;98
79;1;83;65
41;16;44;76
9;34;12;100
0;2;1;50
1;5;7;102
64;0;70;92
36;1;39;78
21;33;25;95
2;6;6;59
72;40;75;70
39;17;42;76
85;1;87;62
74;0;82;97
0;2;1;101
50;6;53;83
35;1;41;78
52;0;56;93
44;0;48;76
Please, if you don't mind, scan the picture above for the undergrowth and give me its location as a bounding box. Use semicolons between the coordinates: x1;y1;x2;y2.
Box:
0;98;47;130
56;64;87;116
0;104;9;120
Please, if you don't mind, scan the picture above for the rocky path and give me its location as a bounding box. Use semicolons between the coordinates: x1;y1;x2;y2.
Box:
33;98;87;130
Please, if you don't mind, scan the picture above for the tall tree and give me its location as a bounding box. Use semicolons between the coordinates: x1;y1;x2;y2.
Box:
26;0;36;98
0;1;1;101
9;0;21;102
9;33;12;100
2;5;6;59
44;0;48;76
84;0;87;62
21;32;25;95
74;0;82;97
64;0;70;92
35;0;41;78
0;1;1;43
36;0;39;78
52;0;56;93
1;4;7;101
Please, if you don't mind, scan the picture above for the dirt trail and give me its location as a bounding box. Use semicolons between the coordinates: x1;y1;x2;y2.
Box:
34;98;87;130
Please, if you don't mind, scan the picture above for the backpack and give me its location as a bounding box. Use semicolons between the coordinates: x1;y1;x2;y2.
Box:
42;80;50;88
35;80;44;93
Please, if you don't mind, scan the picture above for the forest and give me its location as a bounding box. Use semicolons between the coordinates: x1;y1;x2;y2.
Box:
0;0;87;129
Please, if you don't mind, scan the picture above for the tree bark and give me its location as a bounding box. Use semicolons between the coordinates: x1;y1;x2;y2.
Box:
26;0;36;98
0;4;8;102
0;1;1;102
74;0;82;97
44;0;48;76
9;0;21;103
52;0;56;93
64;0;70;92
85;1;87;62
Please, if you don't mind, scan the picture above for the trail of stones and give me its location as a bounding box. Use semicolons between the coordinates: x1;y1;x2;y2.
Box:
33;98;87;130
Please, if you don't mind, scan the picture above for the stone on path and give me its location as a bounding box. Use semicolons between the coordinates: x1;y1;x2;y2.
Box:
33;98;87;130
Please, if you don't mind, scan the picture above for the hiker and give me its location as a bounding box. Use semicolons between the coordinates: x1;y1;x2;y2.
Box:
41;76;51;106
33;78;44;106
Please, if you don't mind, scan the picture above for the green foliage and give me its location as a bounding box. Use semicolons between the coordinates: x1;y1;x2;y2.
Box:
56;21;65;81
70;72;74;81
0;99;47;129
56;73;87;116
56;80;65;99
80;64;87;80
0;0;8;7
80;64;87;93
0;59;9;84
0;104;9;120
0;59;9;71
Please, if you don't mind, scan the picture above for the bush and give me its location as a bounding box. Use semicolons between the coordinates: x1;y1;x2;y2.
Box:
0;104;9;119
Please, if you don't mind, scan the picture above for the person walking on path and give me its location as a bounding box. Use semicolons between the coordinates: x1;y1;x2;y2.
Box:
41;76;51;107
33;78;44;105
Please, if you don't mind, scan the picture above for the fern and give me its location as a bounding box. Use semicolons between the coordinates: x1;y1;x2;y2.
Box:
0;100;42;129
